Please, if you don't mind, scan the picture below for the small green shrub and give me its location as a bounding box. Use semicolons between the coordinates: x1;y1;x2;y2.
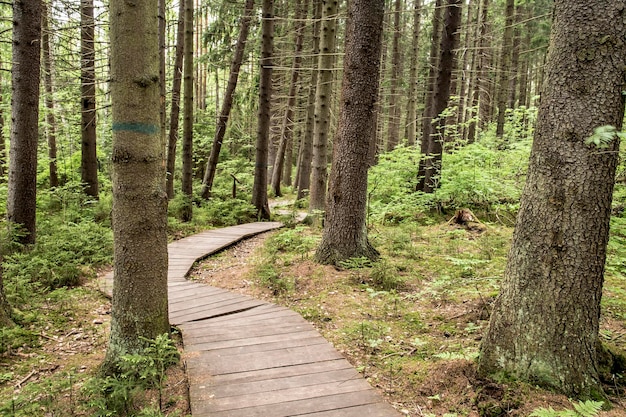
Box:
529;400;604;417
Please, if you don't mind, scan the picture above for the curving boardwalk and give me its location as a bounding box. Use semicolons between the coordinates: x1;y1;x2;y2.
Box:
101;222;400;416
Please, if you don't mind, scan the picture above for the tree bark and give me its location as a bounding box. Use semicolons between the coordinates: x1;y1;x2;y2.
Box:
200;0;256;200
316;0;384;265
385;0;402;152
479;0;626;399
104;0;169;372
421;0;462;193
181;0;194;221
476;0;491;129
80;0;99;198
494;0;514;138
165;0;186;199
416;0;443;192
296;0;323;200
271;0;307;197
405;0;422;146
8;0;42;245
42;0;59;189
309;0;339;213
251;0;274;220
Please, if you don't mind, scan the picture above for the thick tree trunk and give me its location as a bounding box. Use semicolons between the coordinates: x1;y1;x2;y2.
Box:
271;0;306;197
8;0;41;245
422;0;462;194
81;0;99;198
104;0;169;371
385;0;402;152
479;0;626;399
251;0;274;220
181;0;194;221
405;0;422;146
42;1;59;189
158;0;166;162
200;0;256;200
416;0;442;192
165;0;186;199
309;0;339;213
296;0;322;200
494;0;514;138
316;0;384;265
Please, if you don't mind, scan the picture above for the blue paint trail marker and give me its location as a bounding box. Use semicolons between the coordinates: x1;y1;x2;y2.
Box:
113;122;159;135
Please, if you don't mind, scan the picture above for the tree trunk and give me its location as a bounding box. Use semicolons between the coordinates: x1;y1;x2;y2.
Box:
494;0;514;138
296;0;322;200
200;0;256;200
405;0;422;146
416;0;443;192
158;0;166;163
271;0;307;197
0;264;12;327
165;0;186;199
8;0;42;245
0;68;5;182
309;0;339;213
316;0;384;265
476;0;491;129
455;0;474;139
507;2;521;109
479;0;626;399
251;0;274;220
103;0;169;372
181;0;194;221
464;0;482;143
385;0;402;152
42;1;59;189
421;0;462;193
80;0;99;198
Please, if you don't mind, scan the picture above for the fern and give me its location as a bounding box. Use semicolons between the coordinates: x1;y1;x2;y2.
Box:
529;400;603;417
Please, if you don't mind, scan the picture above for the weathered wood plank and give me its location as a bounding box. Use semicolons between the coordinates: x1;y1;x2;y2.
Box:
296;403;399;416
184;333;325;354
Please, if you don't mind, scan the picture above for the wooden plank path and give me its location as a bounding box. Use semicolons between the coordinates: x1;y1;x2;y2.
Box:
101;222;400;416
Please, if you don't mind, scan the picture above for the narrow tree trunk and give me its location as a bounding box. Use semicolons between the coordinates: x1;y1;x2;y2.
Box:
80;0;99;198
165;0;186;199
455;0;474;138
251;0;274;220
464;0;481;143
8;0;42;245
476;0;491;129
200;0;256;200
296;0;323;200
494;0;514;138
42;1;59;188
271;0;307;197
316;0;384;265
479;0;626;399
0;265;12;327
181;0;194;221
405;0;422;146
416;0;443;191
386;0;402;152
507;2;521;108
104;0;169;372
422;0;462;193
0;66;5;182
309;0;339;213
158;0;166;161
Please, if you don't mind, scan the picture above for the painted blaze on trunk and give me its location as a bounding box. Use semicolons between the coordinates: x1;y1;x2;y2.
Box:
104;0;169;371
478;0;626;399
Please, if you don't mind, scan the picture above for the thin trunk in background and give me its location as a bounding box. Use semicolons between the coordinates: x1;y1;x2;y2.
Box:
8;0;42;245
251;0;274;220
165;0;186;199
495;0;515;137
386;0;402;151
42;1;59;188
181;0;194;221
476;0;491;129
80;0;99;198
296;0;322;200
405;0;422;146
309;0;339;213
200;0;256;200
271;0;307;197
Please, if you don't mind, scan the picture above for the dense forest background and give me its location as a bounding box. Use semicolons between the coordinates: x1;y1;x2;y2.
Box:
3;0;626;416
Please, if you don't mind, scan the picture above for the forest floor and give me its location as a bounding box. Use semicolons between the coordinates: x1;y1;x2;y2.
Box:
3;216;626;416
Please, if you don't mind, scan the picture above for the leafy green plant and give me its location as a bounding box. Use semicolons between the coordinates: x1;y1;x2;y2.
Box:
529;400;604;417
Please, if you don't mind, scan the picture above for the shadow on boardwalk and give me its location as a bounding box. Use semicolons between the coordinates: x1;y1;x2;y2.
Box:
101;222;400;416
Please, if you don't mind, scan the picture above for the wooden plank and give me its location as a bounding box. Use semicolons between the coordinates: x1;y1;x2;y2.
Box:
170;299;266;325
187;344;344;375
169;290;247;309
192;390;385;417
184;333;325;353
192;304;289;324
296;403;400;417
180;321;314;344
201;368;364;398
187;359;354;386
183;311;307;331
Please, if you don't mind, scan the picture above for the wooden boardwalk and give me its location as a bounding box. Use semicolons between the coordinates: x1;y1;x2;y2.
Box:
101;222;400;416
